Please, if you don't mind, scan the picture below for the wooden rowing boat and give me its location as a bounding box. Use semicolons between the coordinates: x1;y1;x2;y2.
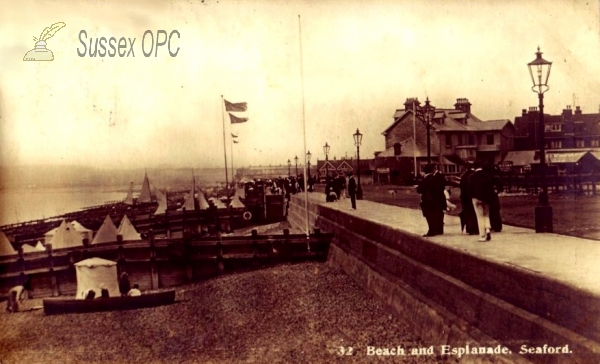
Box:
42;290;176;315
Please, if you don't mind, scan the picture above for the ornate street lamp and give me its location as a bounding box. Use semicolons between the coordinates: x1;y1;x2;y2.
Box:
416;97;436;165
294;155;299;177
287;159;291;177
528;46;553;233
353;128;364;199
323;142;330;178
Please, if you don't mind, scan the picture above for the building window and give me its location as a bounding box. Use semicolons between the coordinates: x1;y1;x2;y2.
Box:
549;141;562;149
591;139;600;147
486;134;494;145
545;124;562;132
575;139;585;148
445;135;452;148
467;134;474;145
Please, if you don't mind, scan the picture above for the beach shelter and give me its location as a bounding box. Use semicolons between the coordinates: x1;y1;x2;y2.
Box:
154;188;168;215
91;215;119;244
74;257;119;299
229;195;245;209
48;220;85;250
138;172;152;203
124;182;134;205
22;241;46;254
0;230;17;257
118;215;141;241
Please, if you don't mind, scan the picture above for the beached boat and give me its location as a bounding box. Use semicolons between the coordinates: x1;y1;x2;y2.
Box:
42;290;176;315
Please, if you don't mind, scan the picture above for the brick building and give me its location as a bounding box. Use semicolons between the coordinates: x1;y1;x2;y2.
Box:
374;97;515;184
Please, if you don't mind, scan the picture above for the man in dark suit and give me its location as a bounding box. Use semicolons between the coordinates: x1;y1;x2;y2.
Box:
347;172;357;209
417;164;447;236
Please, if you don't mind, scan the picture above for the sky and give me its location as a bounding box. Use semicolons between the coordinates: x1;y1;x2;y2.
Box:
1;0;599;171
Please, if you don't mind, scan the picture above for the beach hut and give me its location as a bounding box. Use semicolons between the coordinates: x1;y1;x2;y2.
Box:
92;215;119;244
117;215;141;241
0;230;17;257
138;172;152;203
74;257;119;299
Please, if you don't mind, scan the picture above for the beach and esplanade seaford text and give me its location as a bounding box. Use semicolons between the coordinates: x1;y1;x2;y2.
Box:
336;344;573;358
77;30;180;57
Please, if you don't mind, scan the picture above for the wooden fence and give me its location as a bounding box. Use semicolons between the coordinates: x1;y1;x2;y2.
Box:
0;230;333;300
499;173;600;195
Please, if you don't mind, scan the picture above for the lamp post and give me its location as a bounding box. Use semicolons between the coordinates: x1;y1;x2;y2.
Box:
323;142;330;179
528;46;553;233
294;155;298;177
306;150;312;179
353;128;363;200
417;97;436;165
287;159;291;177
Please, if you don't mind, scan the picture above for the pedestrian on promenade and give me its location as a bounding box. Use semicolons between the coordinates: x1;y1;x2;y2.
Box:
348;172;357;209
489;166;503;232
459;162;479;235
417;164;447;236
469;161;495;242
338;174;347;199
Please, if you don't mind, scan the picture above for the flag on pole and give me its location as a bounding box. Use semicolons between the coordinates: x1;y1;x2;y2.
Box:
224;100;248;112
229;113;248;124
231;133;238;138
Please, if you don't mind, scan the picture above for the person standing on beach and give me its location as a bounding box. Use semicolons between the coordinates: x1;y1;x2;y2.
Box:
119;272;130;297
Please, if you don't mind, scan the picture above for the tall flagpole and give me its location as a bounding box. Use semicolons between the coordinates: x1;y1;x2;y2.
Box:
230;137;234;187
221;95;229;197
413;99;417;178
299;15;310;243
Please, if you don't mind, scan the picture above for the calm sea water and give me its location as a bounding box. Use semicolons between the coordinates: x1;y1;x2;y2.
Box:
0;187;126;226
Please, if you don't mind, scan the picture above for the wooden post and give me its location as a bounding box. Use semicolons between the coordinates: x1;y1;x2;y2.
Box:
47;243;58;297
165;209;171;239
216;231;224;275
149;229;159;290
116;234;125;276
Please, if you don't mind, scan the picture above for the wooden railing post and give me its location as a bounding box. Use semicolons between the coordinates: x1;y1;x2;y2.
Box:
46;243;58;297
149;229;159;290
216;232;224;275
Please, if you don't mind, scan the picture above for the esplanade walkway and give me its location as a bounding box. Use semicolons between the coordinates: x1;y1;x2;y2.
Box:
288;192;600;364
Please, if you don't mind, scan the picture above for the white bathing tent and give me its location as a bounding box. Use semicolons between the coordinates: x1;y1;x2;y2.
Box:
48;220;85;250
44;220;92;244
91;215;119;245
22;241;46;254
117;215;141;241
154;188;168;215
229;195;245;209
0;231;17;257
74;257;119;299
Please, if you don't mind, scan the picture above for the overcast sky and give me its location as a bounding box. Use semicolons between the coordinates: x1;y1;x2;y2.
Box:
1;0;599;171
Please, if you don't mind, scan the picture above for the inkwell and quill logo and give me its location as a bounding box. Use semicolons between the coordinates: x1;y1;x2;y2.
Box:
23;22;66;61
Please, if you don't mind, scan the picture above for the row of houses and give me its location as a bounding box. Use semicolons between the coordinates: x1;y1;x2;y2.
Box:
306;98;600;185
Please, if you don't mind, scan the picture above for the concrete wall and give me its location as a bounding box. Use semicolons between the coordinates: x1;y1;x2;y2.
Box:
288;194;600;364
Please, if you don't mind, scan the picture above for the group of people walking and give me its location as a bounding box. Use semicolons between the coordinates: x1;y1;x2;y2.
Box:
324;173;358;209
417;161;502;242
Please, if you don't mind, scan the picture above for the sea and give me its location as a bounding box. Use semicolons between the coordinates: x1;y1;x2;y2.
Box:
0;187;126;226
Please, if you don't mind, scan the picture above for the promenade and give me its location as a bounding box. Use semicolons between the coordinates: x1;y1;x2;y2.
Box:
301;192;600;297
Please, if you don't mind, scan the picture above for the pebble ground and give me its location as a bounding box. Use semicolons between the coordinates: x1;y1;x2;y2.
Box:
1;262;452;364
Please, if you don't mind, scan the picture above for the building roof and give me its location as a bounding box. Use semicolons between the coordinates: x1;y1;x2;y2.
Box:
503;151;537;166
547;151;592;164
377;137;429;158
384;106;512;135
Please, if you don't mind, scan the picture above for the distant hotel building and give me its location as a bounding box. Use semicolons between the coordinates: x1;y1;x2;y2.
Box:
504;105;600;174
374;97;515;184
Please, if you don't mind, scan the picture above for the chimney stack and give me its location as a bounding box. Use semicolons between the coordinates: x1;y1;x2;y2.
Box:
454;98;472;114
404;97;420;111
